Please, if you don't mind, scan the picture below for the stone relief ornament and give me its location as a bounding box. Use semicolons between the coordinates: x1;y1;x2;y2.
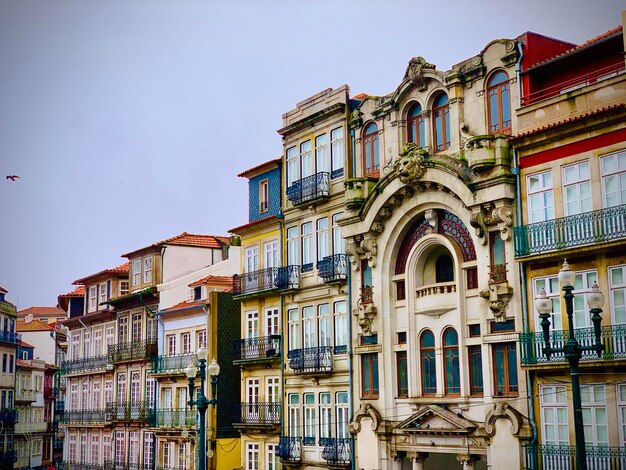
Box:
392;142;428;185
404;56;436;91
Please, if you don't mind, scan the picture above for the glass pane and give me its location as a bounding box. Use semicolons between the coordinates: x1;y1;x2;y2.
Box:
421;331;434;347
612;268;624;286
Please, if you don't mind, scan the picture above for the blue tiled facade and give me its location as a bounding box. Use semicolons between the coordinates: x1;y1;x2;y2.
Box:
248;167;281;222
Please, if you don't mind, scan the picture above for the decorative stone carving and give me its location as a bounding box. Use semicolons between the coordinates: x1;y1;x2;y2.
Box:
484;401;526;437
361;236;378;268
456;454;481;467
349;403;382;434
479;281;513;322
424;209;438;234
470;203;513;243
397;143;428;185
345;236;363;271
404;56;436;91
371;222;385;234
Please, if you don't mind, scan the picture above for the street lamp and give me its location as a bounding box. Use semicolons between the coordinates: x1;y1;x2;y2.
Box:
185;347;220;470
534;260;604;470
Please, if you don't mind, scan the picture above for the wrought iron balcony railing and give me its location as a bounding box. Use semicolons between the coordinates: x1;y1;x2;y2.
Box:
107;340;157;363
287;172;330;205
0;330;19;344
317;254;348;283
233;335;281;362
523;444;626;469
234;402;281;426
151;353;198;374
15;388;37;403
103;461;153;470
233;268;278;296
59;409;107;424
277;436;302;463
519;324;626;365
288;346;333;374
514;204;626;257
0;410;17;424
321;438;351;467
61;355;109;374
105;401;152;422
275;265;300;290
151;408;196;428
57;461;106;470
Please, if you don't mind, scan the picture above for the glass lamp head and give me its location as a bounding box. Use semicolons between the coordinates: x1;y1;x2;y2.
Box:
197;346;209;362
185;362;198;379
535;288;552;315
587;282;605;310
208;358;220;377
558;259;575;288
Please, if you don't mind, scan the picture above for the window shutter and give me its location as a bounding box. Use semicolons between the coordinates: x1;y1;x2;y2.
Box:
106;281;111;310
186;288;194;302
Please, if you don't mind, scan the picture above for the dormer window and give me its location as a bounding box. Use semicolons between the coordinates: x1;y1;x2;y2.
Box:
132;260;141;286
194;286;202;301
259;179;269;213
120;280;129;296
144;257;153;283
98;282;107;306
88;287;97;312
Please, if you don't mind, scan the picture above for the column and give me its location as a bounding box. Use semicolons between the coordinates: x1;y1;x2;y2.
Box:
408;451;429;470
457;453;481;470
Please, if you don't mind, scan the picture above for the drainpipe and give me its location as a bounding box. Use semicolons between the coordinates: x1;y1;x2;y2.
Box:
347;259;355;470
515;41;524;109
277;212;286;440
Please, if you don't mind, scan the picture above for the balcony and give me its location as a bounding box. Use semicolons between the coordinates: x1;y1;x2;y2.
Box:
106;401;152;422
103;461;153;470
0;329;19;345
414;281;457;316
233;335;281;366
317;254;348;284
321;438;351;468
277;436;302;464
107;340;157;364
519;324;626;366
514;205;626;257
233;402;281;431
287;172;330;206
275;266;300;291
151;353;198;376
15;388;37;403
523;444;626;469
15;420;47;433
59;409;107;425
0;450;16;466
288;346;333;374
0;410;17;425
58;461;107;470
61;355;109;375
150;408;196;428
233;268;278;297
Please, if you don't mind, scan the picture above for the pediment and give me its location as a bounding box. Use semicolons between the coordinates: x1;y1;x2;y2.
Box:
395;405;477;435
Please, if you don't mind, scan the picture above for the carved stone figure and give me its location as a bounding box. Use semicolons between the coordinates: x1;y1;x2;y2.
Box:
405;56;436;91
396;142;428;185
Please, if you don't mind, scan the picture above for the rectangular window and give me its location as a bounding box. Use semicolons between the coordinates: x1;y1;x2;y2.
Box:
300;140;313;178
618;383;626;447
128;431;139;464
144;432;154;466
303;393;316;445
118;316;128;342
288;394;300;437
581;384;608;446
102;434;112;463
83;330;91;357
91;435;100;465
601;150;626;207
492;342;518;396
265;308;279;336
331;127;344;178
144;256;152;283
259;179;269;213
245;246;258;273
104;381;113;405
527;171;554;223
246;311;259;339
318;304;331;347
332;213;345;254
334;301;347;351
468;324;481;337
132;260;141;286
262;241;278;270
167;335;176;356
245;442;259;470
302;306;315;348
286;146;298;187
288;309;300;351
266;443;279;470
89;287;97;312
92;382;101;409
130;371;140;404
120;280;129;296
115;431;125;464
197;330;207;349
610;265;626;324
68;434;77;462
540;385;568;445
287;227;299;266
301;222;314;272
182;333;191;354
131;313;141;342
162;441;171;467
563;161;591;215
468;345;483;396
315;134;329;173
396;351;408;398
316;218;329;262
361;353;379;399
320;392;332;441
177;442;188;470
93;329;102;356
336;392;349;438
98;282;107;306
533;276;562;330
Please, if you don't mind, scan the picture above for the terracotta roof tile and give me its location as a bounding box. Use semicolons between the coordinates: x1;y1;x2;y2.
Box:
18;306;66;317
18;339;35;349
509;104;626;141
237;158;282;178
189;275;234;288
72;262;129;285
160;300;205;313
0;286;7;294
16;319;53;332
59;286;86;298
229;215;278;234
122;233;228;257
353;93;369;100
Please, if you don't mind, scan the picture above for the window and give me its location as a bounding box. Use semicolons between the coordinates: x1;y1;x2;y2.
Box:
245;442;259;470
318;304;331;347
265;308;279;336
99;282;107;306
468;345;483;396
527;171;554;223
120;280;129;296
303;393;316;445
115;431;125;464
146;378;156;406
266;377;280;404
533;276;562;330
490;232;506;282
264;241;278;269
300;140;313;178
332;213;345;254
131;313;141;342
94;329;102;356
287;227;299;266
118;316;128;342
320;393;332;441
487;71;511;134
397;351;408;398
80;434;87;462
182;333;191;354
331;127;344;178
618;383;626;447
492;342;518;396
197;330;207;349
104;381;113;405
334;301;347;352
572;270;597;328
83;330;91;357
435;255;454;283
432;93;450;151
266;443;280;470
246;311;259;339
167;335;176;356
106;326;115;348
302;306;315;348
288;394;300;437
92;382;101;409
301;222;314;272
8;355;12;374
582;384;608;446
128;431;139;464
144;256;153;283
89;286;97;312
601;151;626;207
540;385;568;445
468;324;481;337
316;218;329;262
91;434;100;465
144;432;154;466
162;441;172;467
259;179;269;213
443;328;460;395
1;354;5;373
363;123;380;177
420;330;436;396
336;392;349;438
288;309;300;351
286;146;298;187
132;260;141;286
361;260;373;302
407;103;426;147
69;434;77;462
316;134;329;173
245;247;258;273
610;265;626;324
194;286;202;301
563;161;591;215
102;434;112;462
361;353;379;399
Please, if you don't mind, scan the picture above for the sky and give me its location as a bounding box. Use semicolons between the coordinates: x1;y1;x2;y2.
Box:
0;0;622;309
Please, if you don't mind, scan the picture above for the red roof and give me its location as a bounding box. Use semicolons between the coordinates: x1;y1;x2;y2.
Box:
189;275;234;288
18;339;35;348
237;158;282;178
72;262;129;285
509;104;626;141
0;286;7;294
353;93;369;100
16;319;53;332
229;215;278;234
160;300;206;313
122;232;229;257
59;286;86;298
18;306;66;317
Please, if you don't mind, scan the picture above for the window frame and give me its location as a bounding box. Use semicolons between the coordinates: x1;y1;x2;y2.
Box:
396;350;408;398
468;345;483;396
420;330;437;396
259;179;269;214
407;102;426;148
362;122;380;178
600;150;626;208
486;71;511;134
432;93;450;152
361;352;379;399
492;342;519;397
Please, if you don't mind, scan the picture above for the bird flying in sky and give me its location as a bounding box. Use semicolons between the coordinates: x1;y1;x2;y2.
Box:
6;175;20;181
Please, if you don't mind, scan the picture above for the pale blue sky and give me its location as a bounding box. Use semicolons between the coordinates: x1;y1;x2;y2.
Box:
0;0;621;308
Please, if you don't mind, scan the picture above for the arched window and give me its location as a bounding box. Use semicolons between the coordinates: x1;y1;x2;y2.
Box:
432;94;450;152
407;103;425;148
443;328;460;395
487;71;511;134
363;123;380;178
435;255;454;283
420;330;436;396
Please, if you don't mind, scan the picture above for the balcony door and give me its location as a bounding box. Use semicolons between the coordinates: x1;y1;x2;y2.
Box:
264;241;278;269
246;378;260;422
245;247;259;291
163;388;173;426
266;377;280;422
116;373;126;419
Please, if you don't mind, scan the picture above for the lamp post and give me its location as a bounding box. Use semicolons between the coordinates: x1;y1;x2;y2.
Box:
185;347;220;470
534;260;605;470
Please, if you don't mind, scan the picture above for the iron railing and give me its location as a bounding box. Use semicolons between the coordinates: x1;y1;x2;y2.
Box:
275;265;300;290
490;263;507;283
287;172;330;205
321;438;351;467
288;346;333;374
105;401;152;421
151;408;196;428
317;254;348;283
61;355;109;374
233;335;281;361
514;204;626;257
57;462;106;470
233;268;278;296
234;402;281;425
0;410;17;424
0;330;19;344
277;436;302;463
103;461;153;470
523;444;626;469
519;324;626;365
107;340;157;363
151;353;198;374
59;409;107;424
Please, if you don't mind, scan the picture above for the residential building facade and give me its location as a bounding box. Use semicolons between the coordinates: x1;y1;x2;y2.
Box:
0;287;18;469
